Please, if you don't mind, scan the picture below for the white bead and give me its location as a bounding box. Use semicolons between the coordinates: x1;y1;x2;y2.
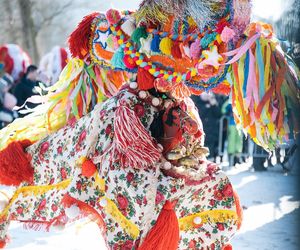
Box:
193;216;202;225
163;161;172;170
152;97;160;106
129;82;138;89
65;205;80;219
139;91;147;99
99;198;107;207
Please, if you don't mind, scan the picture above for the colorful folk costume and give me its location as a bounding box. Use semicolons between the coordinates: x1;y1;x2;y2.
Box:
0;0;299;249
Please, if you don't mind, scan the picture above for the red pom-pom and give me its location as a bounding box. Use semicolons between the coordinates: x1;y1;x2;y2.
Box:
222;244;233;250
82;159;97;178
0;140;33;186
123;54;137;69
68;12;99;59
137;67;155;90
106;9;122;25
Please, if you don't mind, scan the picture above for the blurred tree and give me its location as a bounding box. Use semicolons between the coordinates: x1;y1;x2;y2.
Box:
0;0;72;63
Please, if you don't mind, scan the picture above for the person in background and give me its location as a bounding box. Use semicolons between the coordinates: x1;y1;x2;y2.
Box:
192;93;224;161
14;65;38;115
222;99;244;166
0;73;18;128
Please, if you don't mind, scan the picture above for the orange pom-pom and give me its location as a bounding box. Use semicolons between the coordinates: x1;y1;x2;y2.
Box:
82;159;97;178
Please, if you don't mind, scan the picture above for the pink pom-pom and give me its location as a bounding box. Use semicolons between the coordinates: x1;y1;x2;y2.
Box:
190;39;201;60
106;9;121;25
221;26;236;43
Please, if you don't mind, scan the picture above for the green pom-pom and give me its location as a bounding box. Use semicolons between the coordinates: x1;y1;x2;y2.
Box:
131;26;148;47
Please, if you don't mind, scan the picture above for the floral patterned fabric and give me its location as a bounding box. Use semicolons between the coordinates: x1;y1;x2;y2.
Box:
0;89;240;249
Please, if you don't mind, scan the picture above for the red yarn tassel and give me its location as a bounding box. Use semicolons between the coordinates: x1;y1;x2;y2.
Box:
68;12;99;59
171;42;182;59
0;140;33;186
137;67;155;90
138;200;179;250
112;105;161;169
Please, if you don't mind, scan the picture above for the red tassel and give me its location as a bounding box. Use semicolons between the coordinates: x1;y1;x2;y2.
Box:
68;12;99;59
82;159;97;178
112;105;161;169
0;140;33;186
137;67;155;90
138;200;179;250
171;42;182;59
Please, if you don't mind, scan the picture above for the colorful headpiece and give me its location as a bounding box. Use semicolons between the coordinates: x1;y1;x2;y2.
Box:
0;0;299;152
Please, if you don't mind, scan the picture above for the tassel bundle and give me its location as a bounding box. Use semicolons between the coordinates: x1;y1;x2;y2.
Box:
111;47;126;69
137;67;155;90
138;200;179;250
68;12;99;59
0;140;33;186
111;105;161;169
229;23;300;151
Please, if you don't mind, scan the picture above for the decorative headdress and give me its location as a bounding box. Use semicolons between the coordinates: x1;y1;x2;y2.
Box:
0;0;299;151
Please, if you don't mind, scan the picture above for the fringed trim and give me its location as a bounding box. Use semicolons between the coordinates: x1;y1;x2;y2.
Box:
98;197;140;239
62;194;105;229
111;105;161;169
0;180;71;218
178;210;238;231
68;12;100;59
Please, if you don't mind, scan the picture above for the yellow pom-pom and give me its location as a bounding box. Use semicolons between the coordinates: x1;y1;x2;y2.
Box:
149;68;156;74
159;37;172;55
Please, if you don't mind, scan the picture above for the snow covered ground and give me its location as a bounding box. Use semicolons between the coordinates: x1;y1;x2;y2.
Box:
1;163;299;250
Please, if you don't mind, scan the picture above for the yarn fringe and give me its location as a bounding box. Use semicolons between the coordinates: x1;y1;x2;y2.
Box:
111;105;161;169
68;12;99;59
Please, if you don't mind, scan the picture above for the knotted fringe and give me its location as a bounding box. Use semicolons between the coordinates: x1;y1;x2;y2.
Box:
112;105;161;169
138;200;179;250
68;12;99;59
0;140;33;186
